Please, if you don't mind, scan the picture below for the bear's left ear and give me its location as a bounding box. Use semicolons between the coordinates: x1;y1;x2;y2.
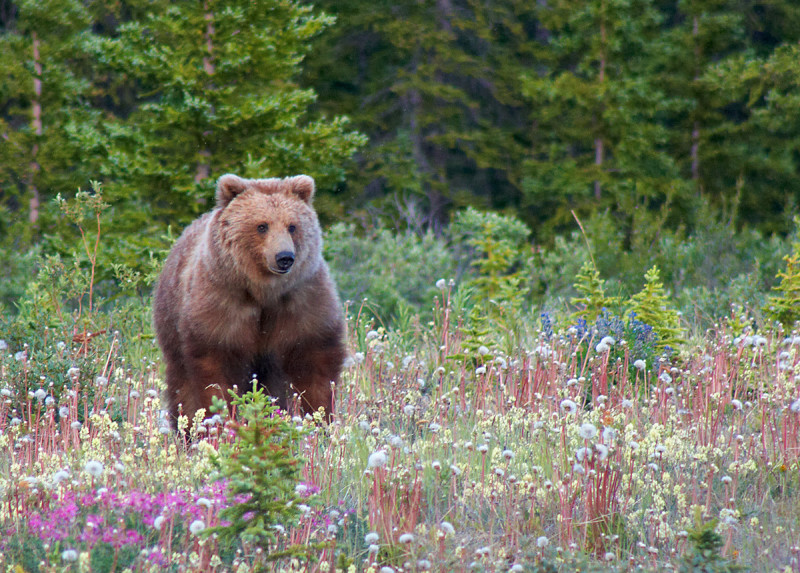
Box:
216;174;248;207
287;175;315;204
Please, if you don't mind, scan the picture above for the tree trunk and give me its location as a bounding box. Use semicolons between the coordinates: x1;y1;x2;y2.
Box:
195;2;215;187
690;15;700;185
594;7;606;201
29;30;42;224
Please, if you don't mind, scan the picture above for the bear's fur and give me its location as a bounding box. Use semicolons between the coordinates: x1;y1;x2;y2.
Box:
153;173;346;428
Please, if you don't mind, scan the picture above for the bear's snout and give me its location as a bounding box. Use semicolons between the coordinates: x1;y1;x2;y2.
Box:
273;251;295;273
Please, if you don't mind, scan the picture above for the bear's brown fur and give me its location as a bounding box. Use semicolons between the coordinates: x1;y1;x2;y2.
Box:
153;173;345;428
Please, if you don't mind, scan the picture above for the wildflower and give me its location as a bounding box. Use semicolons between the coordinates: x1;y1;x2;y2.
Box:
84;461;104;478
34;388;47;401
436;278;447;290
15;351;26;361
575;447;591;462
659;371;672;384
366;330;380;341
365;532;379;544
429;422;441;432
62;549;78;562
578;423;598;440
721;475;733;484
477;444;489;454
560;399;577;414
197;497;212;508
0;388;11;397
595;443;609;461
510;565;525;572
572;463;586;475
654;444;667;456
602;427;616;442
502;449;515;460
432;460;442;471
494;467;505;478
621;399;634;409
418;559;432;570
600;336;616;346
398;533;414;544
367;450;388;468
95;376;108;386
604;552;615;561
154;516;166;530
403;404;415;416
478;345;489;355
629;441;640;451
633;359;646;371
790;398;800;413
475;366;487;375
566;378;578;387
354;352;365;364
53;470;70;485
67;367;80;379
189;520;205;535
439;521;455;536
731;399;743;411
380;567;395;573
0;339;6;351
595;341;610;353
537;536;549;548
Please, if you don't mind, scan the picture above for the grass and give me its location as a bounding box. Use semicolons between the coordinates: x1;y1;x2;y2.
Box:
1;285;799;572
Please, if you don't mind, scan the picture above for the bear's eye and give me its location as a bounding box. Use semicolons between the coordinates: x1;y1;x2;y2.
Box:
288;224;297;234
257;223;269;234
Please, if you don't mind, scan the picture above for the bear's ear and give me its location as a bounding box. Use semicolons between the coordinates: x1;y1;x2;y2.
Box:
287;175;315;204
216;174;249;207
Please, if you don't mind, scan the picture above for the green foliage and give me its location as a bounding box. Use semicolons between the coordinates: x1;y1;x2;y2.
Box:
571;260;621;323
764;237;800;328
627;266;683;350
450;207;532;317
324;222;457;325
207;386;318;562
679;516;746;573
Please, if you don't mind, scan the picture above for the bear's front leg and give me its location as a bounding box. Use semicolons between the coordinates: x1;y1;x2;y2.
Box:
283;337;345;421
173;351;239;430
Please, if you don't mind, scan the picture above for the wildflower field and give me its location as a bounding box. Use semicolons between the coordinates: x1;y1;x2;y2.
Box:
1;277;799;573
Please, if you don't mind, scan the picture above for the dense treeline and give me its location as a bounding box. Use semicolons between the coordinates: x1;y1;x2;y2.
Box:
1;0;800;276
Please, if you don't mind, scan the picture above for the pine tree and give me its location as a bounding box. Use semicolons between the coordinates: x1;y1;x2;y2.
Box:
519;0;688;234
305;0;536;224
627;265;682;350
91;0;365;254
0;0;97;243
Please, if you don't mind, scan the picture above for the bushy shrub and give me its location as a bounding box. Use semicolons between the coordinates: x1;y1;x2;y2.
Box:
324;222;457;324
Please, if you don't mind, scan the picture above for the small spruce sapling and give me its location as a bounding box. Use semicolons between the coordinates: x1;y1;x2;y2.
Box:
764;238;800;328
626;266;683;351
205;385;322;564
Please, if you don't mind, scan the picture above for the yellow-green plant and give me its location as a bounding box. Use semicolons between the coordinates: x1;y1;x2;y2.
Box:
627;266;682;350
570;259;620;323
764;240;800;328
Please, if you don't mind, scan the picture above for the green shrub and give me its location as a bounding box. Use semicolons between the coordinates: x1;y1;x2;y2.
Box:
324;222;457;325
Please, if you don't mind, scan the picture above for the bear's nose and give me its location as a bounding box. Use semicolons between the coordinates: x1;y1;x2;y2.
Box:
275;251;295;271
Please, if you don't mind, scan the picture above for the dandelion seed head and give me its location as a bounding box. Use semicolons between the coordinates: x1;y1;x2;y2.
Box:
61;549;78;562
578;423;598;440
189;520;205;535
560;399;577;414
84;460;104;477
367;450;387;468
365;532;379;544
398;533;414;544
633;359;646;371
537;536;549;548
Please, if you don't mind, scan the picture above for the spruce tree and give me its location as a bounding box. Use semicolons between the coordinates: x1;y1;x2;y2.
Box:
0;0;98;243
92;0;365;255
520;0;686;234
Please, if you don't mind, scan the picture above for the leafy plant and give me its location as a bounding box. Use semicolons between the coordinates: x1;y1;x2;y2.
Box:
679;517;746;573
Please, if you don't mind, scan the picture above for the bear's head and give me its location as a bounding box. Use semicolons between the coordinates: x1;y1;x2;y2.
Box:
213;174;323;288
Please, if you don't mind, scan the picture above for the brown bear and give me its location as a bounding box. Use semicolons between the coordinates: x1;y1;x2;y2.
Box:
153;173;346;429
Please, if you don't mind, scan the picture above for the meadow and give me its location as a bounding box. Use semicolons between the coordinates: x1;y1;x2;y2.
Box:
1;267;799;572
1;198;799;572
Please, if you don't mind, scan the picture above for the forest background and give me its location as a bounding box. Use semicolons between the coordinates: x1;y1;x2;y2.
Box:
2;0;800;326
